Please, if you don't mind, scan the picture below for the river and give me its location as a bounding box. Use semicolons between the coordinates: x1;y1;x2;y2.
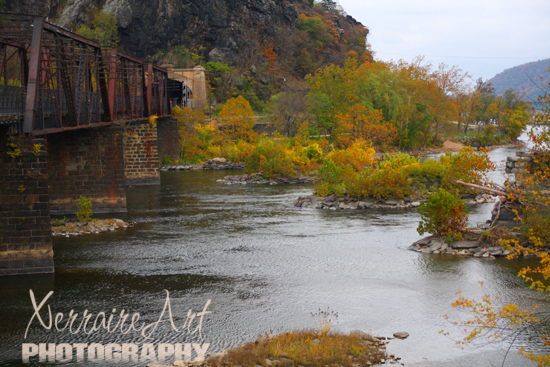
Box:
0;145;548;367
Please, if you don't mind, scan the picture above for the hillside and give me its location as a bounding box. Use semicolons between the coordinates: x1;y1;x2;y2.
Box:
487;58;550;104
5;0;371;109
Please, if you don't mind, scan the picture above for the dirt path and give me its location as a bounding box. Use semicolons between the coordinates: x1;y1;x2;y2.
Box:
442;139;464;151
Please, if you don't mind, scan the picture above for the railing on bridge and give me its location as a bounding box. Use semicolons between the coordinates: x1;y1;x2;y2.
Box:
0;16;170;136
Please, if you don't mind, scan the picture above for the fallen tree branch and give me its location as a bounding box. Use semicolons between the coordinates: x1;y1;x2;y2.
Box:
456;180;507;196
490;200;502;228
455;181;550;209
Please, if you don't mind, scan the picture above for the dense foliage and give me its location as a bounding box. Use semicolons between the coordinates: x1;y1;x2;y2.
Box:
314;146;494;199
306;58;530;150
219;96;257;141
243;137;322;179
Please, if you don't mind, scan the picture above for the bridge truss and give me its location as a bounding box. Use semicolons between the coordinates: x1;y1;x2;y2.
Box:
0;15;170;139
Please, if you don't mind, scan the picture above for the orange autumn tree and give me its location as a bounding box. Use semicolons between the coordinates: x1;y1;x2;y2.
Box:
389;58;470;148
335;105;397;148
219;96;257;142
262;46;278;71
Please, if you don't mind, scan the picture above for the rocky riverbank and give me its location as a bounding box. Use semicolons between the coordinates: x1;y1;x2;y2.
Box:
294;193;495;210
409;233;514;258
217;172;315;185
408;232;550;258
161;158;244;171
295;194;423;210
52;218;131;237
146;330;409;367
409;199;546;258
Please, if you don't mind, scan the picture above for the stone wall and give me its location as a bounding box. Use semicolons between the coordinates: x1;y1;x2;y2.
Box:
0;138;54;275
156;116;179;162
505;151;532;174
46;126;126;214
123;122;160;186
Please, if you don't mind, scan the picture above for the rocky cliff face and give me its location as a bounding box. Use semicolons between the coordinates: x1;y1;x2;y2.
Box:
55;0;303;60
6;0;369;107
6;0;367;65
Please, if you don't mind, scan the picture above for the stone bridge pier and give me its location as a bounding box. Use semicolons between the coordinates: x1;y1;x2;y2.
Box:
0;137;53;275
0;117;179;275
46;126;127;214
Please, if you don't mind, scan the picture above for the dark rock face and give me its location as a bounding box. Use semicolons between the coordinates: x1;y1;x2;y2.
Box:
5;0;62;18
120;0;304;61
6;0;365;65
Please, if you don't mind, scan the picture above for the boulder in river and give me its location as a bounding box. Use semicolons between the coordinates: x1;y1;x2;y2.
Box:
393;332;409;339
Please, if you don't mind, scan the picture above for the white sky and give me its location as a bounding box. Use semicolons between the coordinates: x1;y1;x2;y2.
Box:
337;0;550;81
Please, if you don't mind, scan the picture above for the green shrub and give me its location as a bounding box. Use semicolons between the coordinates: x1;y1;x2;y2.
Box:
160;156;175;165
303;143;323;162
417;188;467;238
76;196;93;223
297;15;334;47
76;11;119;48
407;158;445;193
378;153;419;171
245;138;295;179
314;160;357;197
409;158;445;179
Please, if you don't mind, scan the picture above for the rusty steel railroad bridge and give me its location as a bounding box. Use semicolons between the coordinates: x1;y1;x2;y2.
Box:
0;16;182;276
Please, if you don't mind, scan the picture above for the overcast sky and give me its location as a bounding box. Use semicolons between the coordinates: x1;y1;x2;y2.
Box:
337;0;550;82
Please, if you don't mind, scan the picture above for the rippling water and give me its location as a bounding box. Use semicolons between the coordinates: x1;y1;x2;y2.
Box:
0;145;547;367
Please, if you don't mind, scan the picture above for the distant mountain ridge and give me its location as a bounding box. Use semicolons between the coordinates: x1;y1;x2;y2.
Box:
487;58;550;104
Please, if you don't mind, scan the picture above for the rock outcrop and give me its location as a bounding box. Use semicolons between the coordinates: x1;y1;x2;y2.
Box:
52;218;130;237
218;172;314;185
294;193;495;211
295;194;423;210
161;158;244;171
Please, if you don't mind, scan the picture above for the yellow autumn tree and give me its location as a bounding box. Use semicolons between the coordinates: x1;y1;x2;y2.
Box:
219;96;257;142
172;105;208;159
